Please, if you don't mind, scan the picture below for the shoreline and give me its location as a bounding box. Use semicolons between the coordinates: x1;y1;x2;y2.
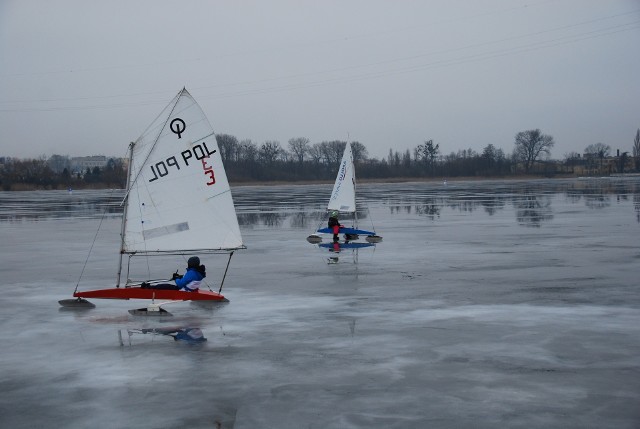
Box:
228;174;576;187
3;174;635;191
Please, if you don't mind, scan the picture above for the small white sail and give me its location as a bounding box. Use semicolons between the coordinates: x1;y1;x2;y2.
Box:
122;88;243;254
327;142;356;213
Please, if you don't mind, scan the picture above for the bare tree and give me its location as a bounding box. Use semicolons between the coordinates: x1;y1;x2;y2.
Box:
389;150;400;167
308;143;323;164
288;137;310;164
350;141;368;163
417;139;440;175
329;140;346;165
216;134;238;163
422;140;440;163
584;142;611;171
403;149;411;168
259;141;281;163
277;148;291;162
513;129;555;173
319;141;345;166
481;144;498;172
238;139;258;163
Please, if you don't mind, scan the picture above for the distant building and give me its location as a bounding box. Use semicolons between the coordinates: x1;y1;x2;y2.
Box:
71;155;109;173
47;155;71;173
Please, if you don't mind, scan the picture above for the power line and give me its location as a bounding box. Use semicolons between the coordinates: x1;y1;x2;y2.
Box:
1;9;638;112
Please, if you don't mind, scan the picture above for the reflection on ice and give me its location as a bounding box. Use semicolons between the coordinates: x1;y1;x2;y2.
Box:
0;189;123;221
317;240;377;265
514;194;553;227
2;177;639;226
118;326;207;346
383;177;640;224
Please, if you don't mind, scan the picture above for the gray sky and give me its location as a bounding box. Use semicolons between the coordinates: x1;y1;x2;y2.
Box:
1;0;639;161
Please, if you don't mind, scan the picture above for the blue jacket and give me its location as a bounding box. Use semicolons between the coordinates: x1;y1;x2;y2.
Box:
175;267;204;291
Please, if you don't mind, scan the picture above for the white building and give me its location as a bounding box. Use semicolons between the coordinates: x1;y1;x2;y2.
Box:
70;155;109;173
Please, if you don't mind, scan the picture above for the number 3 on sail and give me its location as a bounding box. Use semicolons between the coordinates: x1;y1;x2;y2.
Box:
202;157;216;185
59;88;245;313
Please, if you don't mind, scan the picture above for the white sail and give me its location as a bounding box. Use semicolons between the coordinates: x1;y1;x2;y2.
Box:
122;88;243;254
327;142;356;213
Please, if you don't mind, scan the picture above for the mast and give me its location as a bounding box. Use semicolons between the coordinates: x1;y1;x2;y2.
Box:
351;142;358;229
116;142;135;287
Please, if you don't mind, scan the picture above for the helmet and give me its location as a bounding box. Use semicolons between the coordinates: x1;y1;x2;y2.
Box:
331;210;338;217
187;256;200;268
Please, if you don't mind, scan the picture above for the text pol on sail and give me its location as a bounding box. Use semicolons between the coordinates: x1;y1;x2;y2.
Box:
148;142;217;183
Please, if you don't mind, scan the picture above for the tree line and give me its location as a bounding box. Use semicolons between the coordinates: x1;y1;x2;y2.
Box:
2;128;639;190
0;157;126;191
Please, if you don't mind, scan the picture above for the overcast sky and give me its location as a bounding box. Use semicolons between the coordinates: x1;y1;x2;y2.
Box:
1;0;639;161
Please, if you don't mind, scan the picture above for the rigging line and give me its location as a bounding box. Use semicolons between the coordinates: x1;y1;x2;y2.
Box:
366;207;377;234
218;251;234;294
74;188;121;293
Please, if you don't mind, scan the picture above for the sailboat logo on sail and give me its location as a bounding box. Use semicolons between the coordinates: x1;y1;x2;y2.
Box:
170;118;186;138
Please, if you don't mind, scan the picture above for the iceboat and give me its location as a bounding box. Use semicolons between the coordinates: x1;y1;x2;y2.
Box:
307;142;382;244
59;88;245;313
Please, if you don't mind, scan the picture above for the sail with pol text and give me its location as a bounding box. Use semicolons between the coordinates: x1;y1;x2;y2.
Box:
122;88;243;254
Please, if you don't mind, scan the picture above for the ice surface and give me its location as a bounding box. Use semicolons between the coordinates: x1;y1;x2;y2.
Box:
0;178;639;428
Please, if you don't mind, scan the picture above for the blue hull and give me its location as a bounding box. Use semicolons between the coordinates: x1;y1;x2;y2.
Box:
317;227;377;236
319;242;375;249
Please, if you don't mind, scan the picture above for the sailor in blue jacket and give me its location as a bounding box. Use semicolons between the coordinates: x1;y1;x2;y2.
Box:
172;256;206;291
141;256;206;290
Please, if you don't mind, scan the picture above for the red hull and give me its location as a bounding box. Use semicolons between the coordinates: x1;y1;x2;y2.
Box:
74;287;226;301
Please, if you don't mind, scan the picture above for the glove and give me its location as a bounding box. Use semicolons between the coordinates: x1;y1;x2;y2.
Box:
171;272;182;280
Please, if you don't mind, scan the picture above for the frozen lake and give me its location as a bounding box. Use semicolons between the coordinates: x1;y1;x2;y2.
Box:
1;178;639;428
